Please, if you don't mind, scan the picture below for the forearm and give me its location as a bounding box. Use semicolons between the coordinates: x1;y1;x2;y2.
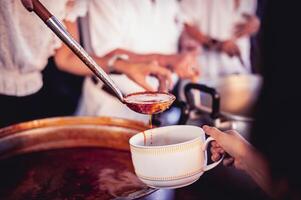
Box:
241;145;272;195
234;14;260;39
109;48;175;68
184;23;207;45
233;28;257;40
56;55;111;76
54;20;111;76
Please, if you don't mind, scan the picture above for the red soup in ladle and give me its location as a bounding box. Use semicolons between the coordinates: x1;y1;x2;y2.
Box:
124;92;176;115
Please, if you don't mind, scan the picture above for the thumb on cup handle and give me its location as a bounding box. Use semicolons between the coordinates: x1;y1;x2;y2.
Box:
202;137;224;171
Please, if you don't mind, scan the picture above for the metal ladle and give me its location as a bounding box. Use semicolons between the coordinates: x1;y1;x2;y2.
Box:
28;0;175;115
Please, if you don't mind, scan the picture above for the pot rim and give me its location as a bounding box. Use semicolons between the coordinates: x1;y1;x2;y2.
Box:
0;116;149;138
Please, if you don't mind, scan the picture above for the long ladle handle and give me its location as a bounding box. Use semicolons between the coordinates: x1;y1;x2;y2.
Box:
30;0;125;103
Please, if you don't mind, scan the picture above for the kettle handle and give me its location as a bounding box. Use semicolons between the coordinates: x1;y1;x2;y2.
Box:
177;101;190;125
184;83;220;119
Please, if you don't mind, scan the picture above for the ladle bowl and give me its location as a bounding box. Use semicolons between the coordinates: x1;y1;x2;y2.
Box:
124;92;176;115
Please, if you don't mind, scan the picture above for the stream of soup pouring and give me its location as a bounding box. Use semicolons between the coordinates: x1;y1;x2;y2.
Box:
143;115;153;146
149;115;153;145
125;92;175;146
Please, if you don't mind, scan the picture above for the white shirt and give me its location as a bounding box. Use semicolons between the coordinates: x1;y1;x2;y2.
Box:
77;0;181;122
180;0;257;81
82;0;181;56
0;0;88;96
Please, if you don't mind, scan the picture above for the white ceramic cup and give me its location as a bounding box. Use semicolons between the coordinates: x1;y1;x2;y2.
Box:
129;125;223;189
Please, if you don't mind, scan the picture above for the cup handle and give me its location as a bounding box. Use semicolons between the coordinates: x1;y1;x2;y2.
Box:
202;137;224;171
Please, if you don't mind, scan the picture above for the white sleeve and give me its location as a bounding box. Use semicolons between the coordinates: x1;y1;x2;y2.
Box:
179;0;201;24
238;0;257;15
87;0;125;56
39;0;88;22
64;0;89;22
172;0;185;34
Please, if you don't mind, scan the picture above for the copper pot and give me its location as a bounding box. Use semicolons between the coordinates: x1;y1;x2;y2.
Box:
0;116;155;200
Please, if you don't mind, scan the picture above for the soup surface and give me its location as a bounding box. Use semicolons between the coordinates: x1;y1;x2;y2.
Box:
0;148;154;200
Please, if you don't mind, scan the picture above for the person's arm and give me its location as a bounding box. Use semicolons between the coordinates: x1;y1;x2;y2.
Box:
240;143;272;195
218;0;260;58
179;30;202;54
217;40;241;58
183;22;242;60
54;20;111;75
113;60;173;92
109;48;200;82
234;14;260;39
107;48;164;65
54;21;173;91
183;23;213;48
203;126;272;196
20;1;173;91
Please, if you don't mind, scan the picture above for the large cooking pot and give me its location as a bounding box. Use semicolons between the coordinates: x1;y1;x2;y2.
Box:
0;117;156;200
183;74;262;138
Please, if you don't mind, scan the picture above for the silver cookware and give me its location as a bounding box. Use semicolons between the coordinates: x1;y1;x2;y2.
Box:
183;74;262;139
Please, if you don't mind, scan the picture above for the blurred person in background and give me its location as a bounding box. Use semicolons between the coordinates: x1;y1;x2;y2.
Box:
180;0;260;83
0;0;171;128
204;1;301;199
76;0;200;123
0;0;88;128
